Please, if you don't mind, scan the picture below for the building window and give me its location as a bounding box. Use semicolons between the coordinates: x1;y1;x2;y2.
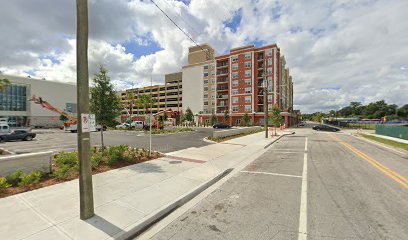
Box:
232;73;238;79
244;61;251;68
267;67;272;75
211;72;215;76
235;118;241;124
233;97;238;104
245;53;251;60
211;78;215;84
0;84;27;112
267;58;272;66
204;72;208;77
245;70;251;77
266;49;272;56
232;63;238;70
245;96;251;103
204;101;208;106
231;55;238;62
211;102;215;106
204;80;208;85
232;106;239;112
204;94;208;99
232;90;238;95
245;79;251;85
204;87;208;91
268;104;273;111
245;88;251;93
245;105;252;112
211;86;216;91
211;94;215;99
268;95;272;102
204;65;208;70
232;80;238;87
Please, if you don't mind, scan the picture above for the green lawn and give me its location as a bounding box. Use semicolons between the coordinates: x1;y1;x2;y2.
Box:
361;134;408;151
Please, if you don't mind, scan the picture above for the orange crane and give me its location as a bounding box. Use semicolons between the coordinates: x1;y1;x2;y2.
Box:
29;95;77;125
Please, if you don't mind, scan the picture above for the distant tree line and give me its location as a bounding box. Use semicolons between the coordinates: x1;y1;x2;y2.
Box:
304;100;408;122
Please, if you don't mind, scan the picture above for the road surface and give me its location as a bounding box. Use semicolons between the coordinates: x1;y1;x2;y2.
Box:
148;127;408;239
0;128;214;154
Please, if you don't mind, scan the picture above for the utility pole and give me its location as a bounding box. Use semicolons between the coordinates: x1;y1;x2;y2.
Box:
263;69;268;138
76;0;94;220
149;75;152;157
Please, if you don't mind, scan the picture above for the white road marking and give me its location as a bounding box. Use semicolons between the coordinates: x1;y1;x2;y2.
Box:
298;137;308;240
240;170;302;178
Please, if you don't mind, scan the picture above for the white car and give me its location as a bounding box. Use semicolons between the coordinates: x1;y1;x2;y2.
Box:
131;121;144;129
115;123;130;129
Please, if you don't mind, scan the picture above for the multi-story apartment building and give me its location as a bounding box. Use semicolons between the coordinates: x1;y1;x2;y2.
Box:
182;44;216;115
119;72;182;121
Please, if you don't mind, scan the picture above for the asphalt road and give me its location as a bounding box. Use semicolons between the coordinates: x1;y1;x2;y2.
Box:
149;127;408;240
0;128;214;154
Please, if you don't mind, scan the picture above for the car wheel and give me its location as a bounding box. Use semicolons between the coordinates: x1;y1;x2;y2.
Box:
24;135;33;141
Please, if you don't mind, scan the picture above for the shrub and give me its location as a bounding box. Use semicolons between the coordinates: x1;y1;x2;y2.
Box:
91;153;103;169
0;177;11;192
106;145;129;166
18;171;43;187
6;170;23;187
53;152;79;180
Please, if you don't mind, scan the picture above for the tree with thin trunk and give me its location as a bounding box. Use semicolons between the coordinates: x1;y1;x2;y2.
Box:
242;112;250;126
269;105;284;136
90;66;122;152
136;94;154;115
0;78;11;91
126;92;135;121
210;109;217;126
223;110;229;123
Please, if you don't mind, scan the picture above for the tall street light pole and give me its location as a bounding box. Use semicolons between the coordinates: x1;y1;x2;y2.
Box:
76;0;94;220
263;69;268;138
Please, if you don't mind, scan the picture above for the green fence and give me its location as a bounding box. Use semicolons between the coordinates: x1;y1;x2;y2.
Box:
375;125;408;140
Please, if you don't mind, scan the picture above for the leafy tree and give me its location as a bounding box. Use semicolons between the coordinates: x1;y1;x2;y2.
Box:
223;110;229;123
183;107;194;123
242;112;250;126
210;110;217;126
60;114;69;122
269;105;284;135
126;92;135;120
0;78;11;91
398;104;408;119
163;111;168;121
90;66;122;150
136;94;154;115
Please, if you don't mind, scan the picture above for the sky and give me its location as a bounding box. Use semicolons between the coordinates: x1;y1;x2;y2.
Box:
0;0;407;113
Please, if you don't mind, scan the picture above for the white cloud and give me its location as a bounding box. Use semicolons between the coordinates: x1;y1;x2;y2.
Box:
0;0;407;113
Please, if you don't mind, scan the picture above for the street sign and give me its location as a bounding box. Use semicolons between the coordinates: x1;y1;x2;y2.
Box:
81;113;90;133
89;114;96;132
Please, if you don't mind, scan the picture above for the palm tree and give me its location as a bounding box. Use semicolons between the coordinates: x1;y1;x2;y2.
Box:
136;94;154;115
0;78;11;91
126;92;135;121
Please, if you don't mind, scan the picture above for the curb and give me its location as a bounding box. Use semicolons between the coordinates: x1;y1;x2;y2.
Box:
202;137;217;144
264;132;295;149
114;168;234;240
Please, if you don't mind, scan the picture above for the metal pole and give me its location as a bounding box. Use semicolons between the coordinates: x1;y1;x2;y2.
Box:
149;76;152;157
76;0;94;220
264;72;268;138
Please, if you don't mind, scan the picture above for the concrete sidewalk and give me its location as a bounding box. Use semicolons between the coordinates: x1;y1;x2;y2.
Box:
0;130;288;240
364;133;408;144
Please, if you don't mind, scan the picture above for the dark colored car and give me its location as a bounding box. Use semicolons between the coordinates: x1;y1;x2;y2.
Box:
0;130;36;142
213;123;231;129
312;124;340;132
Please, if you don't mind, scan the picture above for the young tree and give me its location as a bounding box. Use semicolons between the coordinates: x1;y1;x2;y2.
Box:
223;110;229;123
242;112;250;126
126;92;135;121
136;94;154;115
210;110;217;126
163;111;168;121
0;78;11;91
183;107;194;123
90;66;122;151
269;105;284;135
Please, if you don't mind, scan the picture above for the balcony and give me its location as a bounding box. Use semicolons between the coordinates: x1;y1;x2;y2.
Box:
217;71;228;76
217;87;228;91
258;63;264;69
216;64;228;69
218;95;228;99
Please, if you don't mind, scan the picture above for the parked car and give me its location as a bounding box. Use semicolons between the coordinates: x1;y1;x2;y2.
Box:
312;124;340;132
131;121;144;129
213;123;231;129
115;123;130;129
0;129;36;142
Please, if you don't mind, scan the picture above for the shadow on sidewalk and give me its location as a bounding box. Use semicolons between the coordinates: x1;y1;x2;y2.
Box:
85;214;123;237
119;161;165;173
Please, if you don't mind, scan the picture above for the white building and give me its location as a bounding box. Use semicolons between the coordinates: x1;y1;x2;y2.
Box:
0;74;77;128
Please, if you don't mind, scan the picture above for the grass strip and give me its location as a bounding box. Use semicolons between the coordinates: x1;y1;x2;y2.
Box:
208;128;264;143
361;134;408;151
